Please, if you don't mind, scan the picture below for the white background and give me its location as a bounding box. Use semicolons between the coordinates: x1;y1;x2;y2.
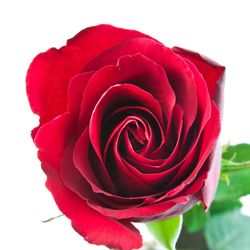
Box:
0;0;250;249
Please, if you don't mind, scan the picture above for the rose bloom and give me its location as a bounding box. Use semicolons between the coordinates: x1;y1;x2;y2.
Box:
26;25;224;250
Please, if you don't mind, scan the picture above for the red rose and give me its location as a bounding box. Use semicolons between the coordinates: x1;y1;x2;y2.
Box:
26;24;224;250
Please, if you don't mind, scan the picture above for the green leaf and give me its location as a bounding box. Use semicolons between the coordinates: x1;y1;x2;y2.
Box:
215;143;250;201
215;168;250;201
210;200;243;215
183;204;209;233
222;143;250;162
204;210;250;250
221;144;250;172
146;215;183;250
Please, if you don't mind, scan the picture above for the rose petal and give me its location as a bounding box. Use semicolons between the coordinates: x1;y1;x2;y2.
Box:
33;112;99;203
34;113;75;169
26;24;151;127
88;194;189;221
105;116;181;196
43;163;142;250
79;53;175;132
153;58;213;188
172;46;225;105
105;116;157;196
167;102;220;195
74;124;170;206
84;38;198;134
73;128;117;194
177;58;212;154
59;139;103;204
33;103;142;249
200;142;221;209
139;103;219;204
124;104;183;174
26;46;90;127
67;24;154;48
67;72;94;114
89;83;163;161
118;108;165;166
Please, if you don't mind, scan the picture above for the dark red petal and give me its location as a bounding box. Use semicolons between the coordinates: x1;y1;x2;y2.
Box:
89;83;163;161
152;174;207;219
79;53;174;132
118;107;165;167
154;103;184;162
107;105;165;156
177;58;212;146
104;110;158;160
58;138;105;206
34;111;144;206
143;103;218;203
152;59;213;190
123;104;183;174
183;59;211;126
143;194;199;222
85;38;198;136
200;143;221;209
88;194;189;220
60;132;146;210
105;114;182;196
172;46;225;105
27;24;151;127
33;105;142;249
115;54;175;119
74;117;176;206
43;164;142;250
106;117;157;196
166;102;220;197
74;128;156;206
73;128;117;194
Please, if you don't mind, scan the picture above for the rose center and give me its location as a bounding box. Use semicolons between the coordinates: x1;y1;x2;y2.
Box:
125;119;149;152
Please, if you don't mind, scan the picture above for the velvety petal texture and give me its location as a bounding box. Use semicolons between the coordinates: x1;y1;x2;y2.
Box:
27;24;225;250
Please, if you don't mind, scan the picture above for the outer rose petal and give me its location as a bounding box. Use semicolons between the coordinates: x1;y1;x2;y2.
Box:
26;24;152;128
43;165;142;250
33;70;91;164
67;24;154;47
26;46;90;127
200;143;221;209
171;49;224;208
172;46;225;106
34;114;75;169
